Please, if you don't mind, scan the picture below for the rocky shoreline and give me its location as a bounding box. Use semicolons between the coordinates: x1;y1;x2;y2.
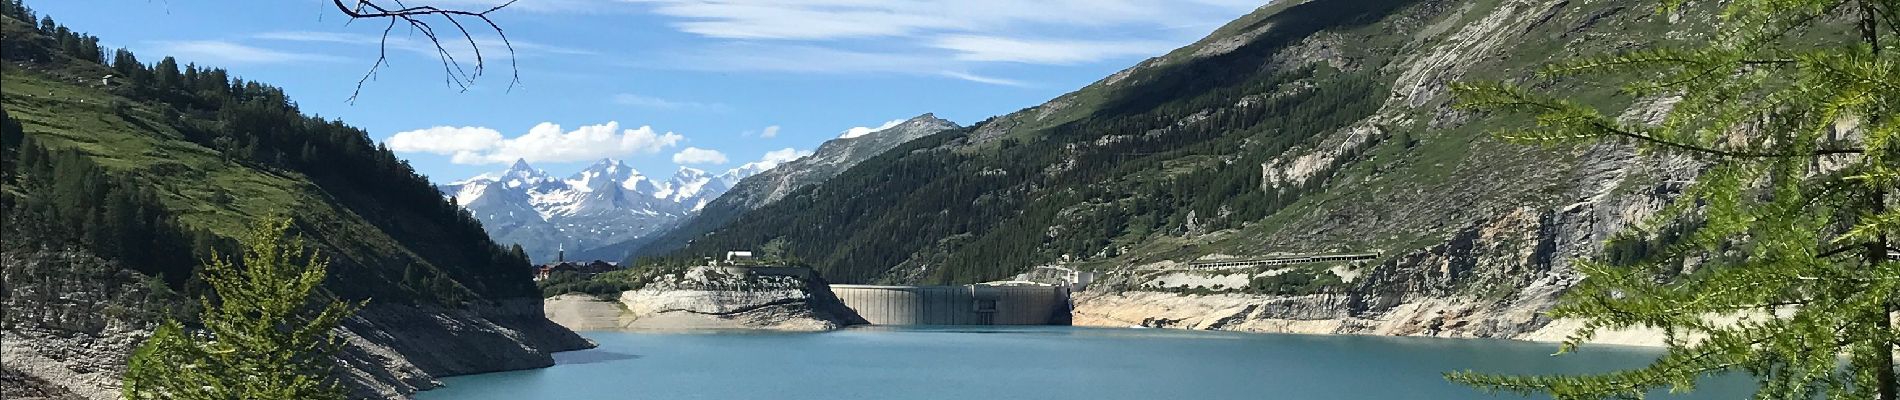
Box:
336;300;596;399
1070;290;1671;348
1;247;594;400
544;267;866;332
0;297;594;400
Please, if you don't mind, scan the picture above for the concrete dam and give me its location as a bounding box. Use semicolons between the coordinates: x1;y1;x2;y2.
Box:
830;284;1071;325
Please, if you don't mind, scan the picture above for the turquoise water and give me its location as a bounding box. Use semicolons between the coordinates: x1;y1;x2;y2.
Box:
419;326;1752;400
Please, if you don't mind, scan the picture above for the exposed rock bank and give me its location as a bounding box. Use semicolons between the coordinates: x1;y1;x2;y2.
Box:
335;300;595;399
1;248;594;400
544;267;866;332
1071;290;1672;346
544;294;636;331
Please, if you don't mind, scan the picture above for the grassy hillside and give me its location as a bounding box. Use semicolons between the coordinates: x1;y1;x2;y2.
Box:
0;5;533;305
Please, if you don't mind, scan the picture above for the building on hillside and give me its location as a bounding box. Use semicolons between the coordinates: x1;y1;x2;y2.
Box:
530;244;621;280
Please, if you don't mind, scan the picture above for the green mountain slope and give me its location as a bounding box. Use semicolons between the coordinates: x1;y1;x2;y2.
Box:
659;0;1776;339
663;0;1433;283
0;3;587;397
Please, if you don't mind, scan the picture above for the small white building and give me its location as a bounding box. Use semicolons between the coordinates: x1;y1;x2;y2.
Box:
724;251;755;264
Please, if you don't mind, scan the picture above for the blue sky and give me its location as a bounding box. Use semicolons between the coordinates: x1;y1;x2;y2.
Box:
33;0;1262;182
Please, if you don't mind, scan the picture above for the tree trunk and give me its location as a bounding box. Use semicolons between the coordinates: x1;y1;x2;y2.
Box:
1872;184;1895;400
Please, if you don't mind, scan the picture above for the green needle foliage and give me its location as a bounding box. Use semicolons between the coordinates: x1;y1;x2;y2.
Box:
1443;0;1899;399
122;216;360;400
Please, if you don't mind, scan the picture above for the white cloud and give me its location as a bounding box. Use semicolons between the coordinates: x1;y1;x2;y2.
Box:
839;119;906;139
758;147;809;165
383;121;683;165
760;125;781;138
612;93;724;110
932;35;1175;65
385;126;505;154
151;40;347;64
735;147;813;171
939;71;1030;87
672;147;729;164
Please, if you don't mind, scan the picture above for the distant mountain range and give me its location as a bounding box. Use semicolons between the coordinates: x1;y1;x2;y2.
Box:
441;114;959;264
437;158;763;263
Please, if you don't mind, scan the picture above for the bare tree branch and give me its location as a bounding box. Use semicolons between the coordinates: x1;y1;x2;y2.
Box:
328;0;519;103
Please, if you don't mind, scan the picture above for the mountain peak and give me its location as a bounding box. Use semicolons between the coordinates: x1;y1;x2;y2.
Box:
673;166;708;179
507;158;534;172
580;158;632;174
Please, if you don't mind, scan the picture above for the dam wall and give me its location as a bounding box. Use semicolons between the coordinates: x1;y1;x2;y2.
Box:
830;285;1070;325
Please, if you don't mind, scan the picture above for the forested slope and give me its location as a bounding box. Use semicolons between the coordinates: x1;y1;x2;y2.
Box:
0;2;588;397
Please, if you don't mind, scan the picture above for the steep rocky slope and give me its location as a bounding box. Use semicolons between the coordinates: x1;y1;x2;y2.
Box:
715;114;961;211
0;7;589;399
663;0;1760;340
632;113;959;259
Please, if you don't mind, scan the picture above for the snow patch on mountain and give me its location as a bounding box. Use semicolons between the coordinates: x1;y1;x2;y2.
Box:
438;158;777;262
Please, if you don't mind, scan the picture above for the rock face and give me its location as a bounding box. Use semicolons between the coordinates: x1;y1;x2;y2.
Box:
543;294;637;331
333;300;594;398
544;267;866;332
1060;0;1718;344
0;248;594;400
717;114;960;210
1072;139;1698;343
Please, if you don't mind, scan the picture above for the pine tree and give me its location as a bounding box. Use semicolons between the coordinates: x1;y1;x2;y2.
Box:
122;216;359;400
1444;0;1898;399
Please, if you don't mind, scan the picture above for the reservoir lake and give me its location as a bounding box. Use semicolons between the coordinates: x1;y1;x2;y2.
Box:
418;326;1751;400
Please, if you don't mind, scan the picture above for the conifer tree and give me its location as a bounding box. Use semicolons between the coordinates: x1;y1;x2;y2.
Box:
1445;0;1898;399
122;216;359;400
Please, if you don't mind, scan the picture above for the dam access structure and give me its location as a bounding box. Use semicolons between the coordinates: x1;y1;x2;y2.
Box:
829;284;1071;325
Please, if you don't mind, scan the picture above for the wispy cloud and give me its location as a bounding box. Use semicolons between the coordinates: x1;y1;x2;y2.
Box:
254;31;596;62
606;0;1257;83
150;40;348;64
656;43;939;73
759;125;781;138
407;0;633;14
623;0;1258;42
939;71;1030;87
612;93;726;110
932;35;1174;65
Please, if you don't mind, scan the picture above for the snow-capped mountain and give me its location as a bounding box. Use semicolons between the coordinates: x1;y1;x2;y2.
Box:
438;158;764;263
